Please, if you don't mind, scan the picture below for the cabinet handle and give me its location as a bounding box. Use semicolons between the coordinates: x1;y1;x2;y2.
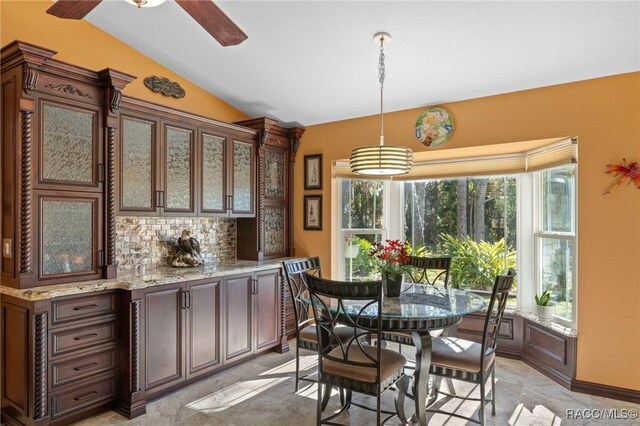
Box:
156;191;161;208
73;333;98;341
181;290;186;310
98;163;105;183
73;304;98;311
251;278;258;295
187;290;191;309
73;362;98;371
98;250;104;268
158;191;165;208
74;391;98;401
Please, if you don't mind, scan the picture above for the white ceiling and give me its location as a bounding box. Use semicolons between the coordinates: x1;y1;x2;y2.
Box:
85;1;640;126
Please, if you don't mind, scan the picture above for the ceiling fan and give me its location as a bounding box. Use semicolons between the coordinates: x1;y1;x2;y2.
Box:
46;0;247;47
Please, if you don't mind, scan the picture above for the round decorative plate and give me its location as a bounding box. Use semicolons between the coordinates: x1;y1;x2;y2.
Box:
415;107;454;147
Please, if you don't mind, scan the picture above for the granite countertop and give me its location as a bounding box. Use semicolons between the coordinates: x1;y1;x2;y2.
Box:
0;259;290;301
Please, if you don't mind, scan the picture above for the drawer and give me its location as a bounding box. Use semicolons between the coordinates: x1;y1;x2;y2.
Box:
50;375;115;420
52;293;117;326
51;349;116;388
51;322;116;357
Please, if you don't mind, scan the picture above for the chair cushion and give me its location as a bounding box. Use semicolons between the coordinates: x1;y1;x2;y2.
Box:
299;324;364;345
431;337;495;373
322;344;406;384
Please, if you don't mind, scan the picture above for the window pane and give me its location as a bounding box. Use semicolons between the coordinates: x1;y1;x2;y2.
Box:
341;180;383;229
403;176;517;293
539;237;574;321
344;233;382;281
542;166;576;233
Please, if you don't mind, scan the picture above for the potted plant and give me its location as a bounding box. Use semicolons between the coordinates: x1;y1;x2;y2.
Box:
369;239;411;297
535;290;555;321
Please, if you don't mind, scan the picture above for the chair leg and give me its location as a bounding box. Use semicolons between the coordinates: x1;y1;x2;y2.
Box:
316;380;323;426
376;392;381;425
321;384;333;411
295;344;300;392
479;380;486;425
394;375;410;424
491;368;496;415
445;377;456;395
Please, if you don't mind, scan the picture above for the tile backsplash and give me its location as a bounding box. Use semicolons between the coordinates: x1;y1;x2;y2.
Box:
116;217;237;272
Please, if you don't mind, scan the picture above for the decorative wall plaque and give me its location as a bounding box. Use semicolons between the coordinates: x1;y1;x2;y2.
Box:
143;76;186;99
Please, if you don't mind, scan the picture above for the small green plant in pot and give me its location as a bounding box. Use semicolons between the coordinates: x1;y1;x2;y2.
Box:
535;290;555;321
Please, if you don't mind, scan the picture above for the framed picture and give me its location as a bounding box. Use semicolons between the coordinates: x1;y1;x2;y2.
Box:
304;195;322;230
304;154;322;190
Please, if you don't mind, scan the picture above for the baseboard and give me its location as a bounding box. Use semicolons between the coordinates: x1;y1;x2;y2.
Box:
520;353;573;389
571;379;640;404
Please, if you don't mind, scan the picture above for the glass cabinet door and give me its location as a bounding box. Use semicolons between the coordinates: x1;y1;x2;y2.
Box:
120;116;156;212
231;139;254;216
200;133;227;214
40;101;99;189
38;194;101;282
264;149;286;200
164;125;195;213
264;206;287;256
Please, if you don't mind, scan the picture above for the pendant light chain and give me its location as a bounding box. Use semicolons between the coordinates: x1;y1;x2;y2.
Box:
349;31;413;176
378;36;386;146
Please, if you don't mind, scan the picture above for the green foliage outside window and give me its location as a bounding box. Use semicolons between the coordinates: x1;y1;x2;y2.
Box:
439;234;517;290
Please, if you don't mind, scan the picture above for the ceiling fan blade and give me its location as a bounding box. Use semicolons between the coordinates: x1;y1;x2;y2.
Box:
46;0;103;19
175;0;247;47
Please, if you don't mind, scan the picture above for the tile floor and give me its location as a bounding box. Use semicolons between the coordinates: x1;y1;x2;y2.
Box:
73;343;639;426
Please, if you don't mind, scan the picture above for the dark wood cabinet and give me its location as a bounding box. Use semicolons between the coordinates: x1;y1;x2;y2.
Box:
223;273;254;362
254;270;280;351
235;118;304;261
185;279;222;378
143;283;184;393
223;269;282;363
117;98;257;218
1;41;134;288
1;290;120;426
141;278;223;397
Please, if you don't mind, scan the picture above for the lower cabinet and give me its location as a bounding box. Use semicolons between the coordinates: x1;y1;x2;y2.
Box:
223;269;282;363
143;279;222;395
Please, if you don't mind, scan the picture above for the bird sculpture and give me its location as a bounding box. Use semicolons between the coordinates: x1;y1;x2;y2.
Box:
169;229;204;268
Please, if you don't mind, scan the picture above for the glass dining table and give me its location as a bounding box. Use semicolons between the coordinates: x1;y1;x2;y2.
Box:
316;283;487;426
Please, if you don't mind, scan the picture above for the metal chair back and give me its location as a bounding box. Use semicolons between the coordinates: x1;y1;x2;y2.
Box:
480;269;516;362
282;257;321;336
407;256;452;288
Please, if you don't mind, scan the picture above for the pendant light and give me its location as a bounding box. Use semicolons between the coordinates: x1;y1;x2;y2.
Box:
350;32;413;176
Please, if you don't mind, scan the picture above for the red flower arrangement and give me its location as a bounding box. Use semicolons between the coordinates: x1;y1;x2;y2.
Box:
369;239;411;279
603;159;640;195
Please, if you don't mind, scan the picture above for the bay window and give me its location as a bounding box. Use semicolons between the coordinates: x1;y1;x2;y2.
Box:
334;162;577;326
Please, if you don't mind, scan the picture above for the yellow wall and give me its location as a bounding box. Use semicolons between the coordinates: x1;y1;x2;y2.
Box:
0;0;248;123
295;72;640;391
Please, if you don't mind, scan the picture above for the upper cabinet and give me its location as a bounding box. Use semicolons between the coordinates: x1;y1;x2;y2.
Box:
235;118;304;261
0;41;134;288
117;99;257;218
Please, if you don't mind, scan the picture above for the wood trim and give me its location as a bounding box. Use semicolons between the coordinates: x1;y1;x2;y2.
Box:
571;379;640;405
130;300;141;393
20;110;32;273
106;126;116;269
33;312;48;419
121;97;257;136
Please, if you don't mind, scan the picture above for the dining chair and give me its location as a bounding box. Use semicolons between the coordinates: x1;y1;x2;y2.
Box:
282;257;323;391
426;270;516;425
305;273;410;426
406;256;452;289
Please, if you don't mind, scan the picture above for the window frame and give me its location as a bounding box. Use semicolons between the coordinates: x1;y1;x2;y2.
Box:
533;166;578;326
332;166;578;327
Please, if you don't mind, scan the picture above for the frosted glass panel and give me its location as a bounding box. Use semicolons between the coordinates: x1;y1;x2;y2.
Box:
122;118;153;209
264;207;285;254
265;150;285;198
202;134;225;211
42;200;93;275
233;140;252;212
166;127;192;210
42;104;93;183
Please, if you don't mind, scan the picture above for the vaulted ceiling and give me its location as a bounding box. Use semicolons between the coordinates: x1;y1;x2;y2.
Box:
84;1;640;126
